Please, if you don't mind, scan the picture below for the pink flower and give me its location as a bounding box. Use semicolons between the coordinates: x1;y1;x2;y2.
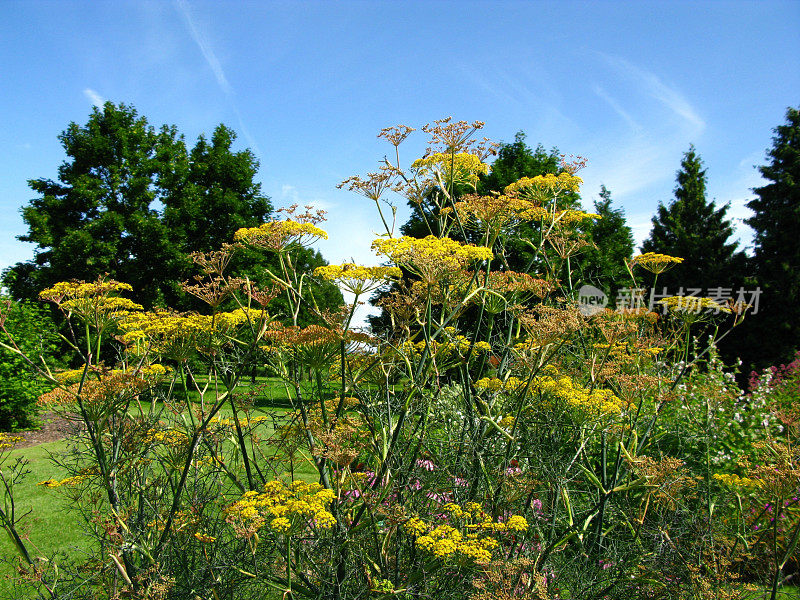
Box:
426;491;452;503
416;459;436;471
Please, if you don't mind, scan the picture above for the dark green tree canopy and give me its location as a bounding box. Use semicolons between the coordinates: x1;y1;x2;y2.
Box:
5;102;342;320
7;102;275;306
161;124;272;256
0;297;61;430
478;132;563;194
12;103;187;305
743;106;800;368
578;185;634;296
641;145;746;291
746;107;800;279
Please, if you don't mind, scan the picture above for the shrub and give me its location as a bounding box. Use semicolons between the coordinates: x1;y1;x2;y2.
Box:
0;297;60;430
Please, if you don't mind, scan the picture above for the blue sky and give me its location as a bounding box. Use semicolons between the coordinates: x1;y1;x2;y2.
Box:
2;1;798;308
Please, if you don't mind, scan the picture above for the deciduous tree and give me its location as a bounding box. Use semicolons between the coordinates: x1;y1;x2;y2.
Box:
0;297;61;430
8;102;186;306
5;102;341;320
579;185;634;298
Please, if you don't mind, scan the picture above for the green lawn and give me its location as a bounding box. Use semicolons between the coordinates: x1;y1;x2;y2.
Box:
170;374;328;407
0;439;84;598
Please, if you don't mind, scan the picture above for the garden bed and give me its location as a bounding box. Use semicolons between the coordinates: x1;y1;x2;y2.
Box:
9;412;80;449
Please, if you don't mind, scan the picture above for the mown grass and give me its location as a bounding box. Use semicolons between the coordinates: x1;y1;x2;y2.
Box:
0;439;83;598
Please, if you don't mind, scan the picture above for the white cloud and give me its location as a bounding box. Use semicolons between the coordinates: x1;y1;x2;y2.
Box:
576;54;713;243
280;185;300;207
277;184;332;213
83;88;105;107
175;0;261;158
175;0;232;96
738;150;764;171
459;64;523;109
593;84;640;132
599;53;705;135
456;63;580;136
578;136;671;206
628;217;656;248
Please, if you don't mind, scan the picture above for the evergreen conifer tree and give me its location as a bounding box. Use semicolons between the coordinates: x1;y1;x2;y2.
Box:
641;146;746;293
743;106;800;368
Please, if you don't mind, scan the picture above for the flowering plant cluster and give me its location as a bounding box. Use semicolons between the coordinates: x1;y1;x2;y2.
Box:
0;118;795;600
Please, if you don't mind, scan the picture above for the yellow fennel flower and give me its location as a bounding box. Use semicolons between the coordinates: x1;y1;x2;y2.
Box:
474;377;525;394
314;263;402;295
39;278;141;331
39;279;133;302
442;503;465;518
314;510;337;529
631;252;684;274
270;517;292;533
713;473;761;489
659;296;730;314
404;517;429;536
464;502;483;515
0;433;22;449
226;478;337;538
416;535;436;552
371;235;492;284
411;152;488;188
432;538;458;557
235;219;328;250
504;172;583;196
506;515;528;532
457;541;492;563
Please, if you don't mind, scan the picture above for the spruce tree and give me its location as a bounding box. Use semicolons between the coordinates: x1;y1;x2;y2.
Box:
641;146;746;293
743;106;800;368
